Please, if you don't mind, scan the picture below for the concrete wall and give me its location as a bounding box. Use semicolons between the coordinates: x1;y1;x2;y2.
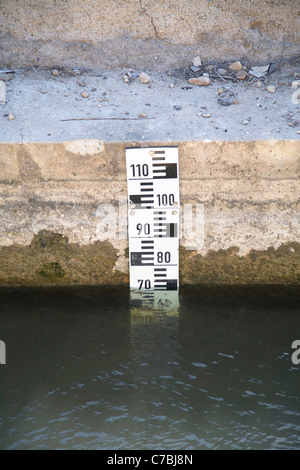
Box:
1;0;299;70
0;140;299;285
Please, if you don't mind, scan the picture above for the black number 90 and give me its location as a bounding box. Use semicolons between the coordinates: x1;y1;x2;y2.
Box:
137;223;150;235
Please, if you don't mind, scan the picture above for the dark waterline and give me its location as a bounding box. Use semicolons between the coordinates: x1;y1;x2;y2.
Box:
0;285;299;450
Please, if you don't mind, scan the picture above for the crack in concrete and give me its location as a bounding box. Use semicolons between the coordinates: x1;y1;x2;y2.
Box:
139;0;159;39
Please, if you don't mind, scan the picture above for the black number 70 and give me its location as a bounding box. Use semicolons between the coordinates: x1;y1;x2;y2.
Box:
138;279;151;289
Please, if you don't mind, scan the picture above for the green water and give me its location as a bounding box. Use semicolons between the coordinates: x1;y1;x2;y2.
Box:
0;286;299;450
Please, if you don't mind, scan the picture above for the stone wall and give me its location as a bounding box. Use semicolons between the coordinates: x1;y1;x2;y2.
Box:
0;0;299;70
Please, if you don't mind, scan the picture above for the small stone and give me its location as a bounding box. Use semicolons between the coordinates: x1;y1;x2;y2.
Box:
201;113;211;118
78;81;86;87
268;62;278;74
256;81;262;88
296;130;300;134
0;73;13;82
97;104;102;108
81;91;89;98
130;71;139;79
51;69;60;76
249;65;269;78
218;88;224;94
236;70;247;80
192;56;202;67
139;72;151;84
233;99;239;104
173;105;182;111
8;113;15;120
203;73;209;78
243;120;250;125
266;85;276;93
190;66;200;73
188;76;211;86
39;89;47;94
229;61;243;71
291;80;300;89
218;97;233;106
169;83;174;88
207;65;214;72
217;68;227;75
139;113;147;118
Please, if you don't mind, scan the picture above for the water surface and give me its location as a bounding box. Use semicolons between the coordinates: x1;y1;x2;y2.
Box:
0;286;299;450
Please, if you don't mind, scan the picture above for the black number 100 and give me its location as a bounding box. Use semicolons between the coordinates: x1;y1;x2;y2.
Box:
157;194;175;206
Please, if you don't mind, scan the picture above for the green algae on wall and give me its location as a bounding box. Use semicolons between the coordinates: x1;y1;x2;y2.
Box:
179;243;300;285
0;231;299;286
0;231;128;286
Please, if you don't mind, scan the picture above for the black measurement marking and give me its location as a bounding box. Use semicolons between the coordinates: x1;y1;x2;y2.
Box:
131;252;154;266
130;181;155;208
130;194;154;209
131;290;155;308
130;195;154;203
154;279;178;291
154;223;178;238
152;163;177;179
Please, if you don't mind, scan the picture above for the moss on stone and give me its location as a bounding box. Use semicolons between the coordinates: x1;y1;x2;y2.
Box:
179;242;300;285
0;230;128;286
0;231;299;286
37;262;66;280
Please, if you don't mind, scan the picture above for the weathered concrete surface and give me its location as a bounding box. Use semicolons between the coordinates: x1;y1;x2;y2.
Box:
1;69;300;143
0;0;299;71
0;137;299;285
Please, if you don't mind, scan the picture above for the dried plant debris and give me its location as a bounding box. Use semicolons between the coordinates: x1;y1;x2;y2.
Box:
170;54;299;86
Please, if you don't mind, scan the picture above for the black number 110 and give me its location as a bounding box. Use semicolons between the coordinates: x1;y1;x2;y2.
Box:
130;164;149;177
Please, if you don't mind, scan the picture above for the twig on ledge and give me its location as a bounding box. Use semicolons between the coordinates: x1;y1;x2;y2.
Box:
60;117;155;121
210;74;236;81
31;67;63;82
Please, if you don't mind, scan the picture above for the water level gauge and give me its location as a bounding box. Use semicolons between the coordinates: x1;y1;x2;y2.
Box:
126;147;180;299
